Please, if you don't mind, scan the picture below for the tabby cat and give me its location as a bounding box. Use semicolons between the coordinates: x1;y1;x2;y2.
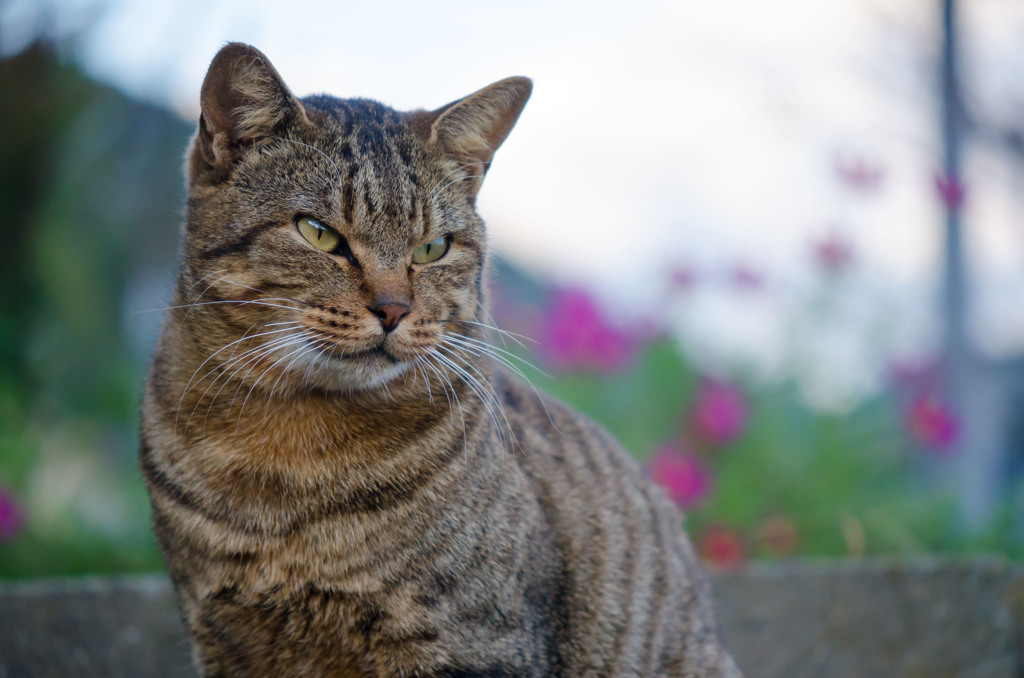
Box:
141;43;741;677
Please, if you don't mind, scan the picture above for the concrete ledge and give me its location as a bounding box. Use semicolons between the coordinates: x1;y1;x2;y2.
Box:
1;559;1021;677
712;559;1024;678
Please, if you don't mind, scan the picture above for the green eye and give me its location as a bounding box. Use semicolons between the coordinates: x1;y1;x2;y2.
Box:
297;217;342;252
412;236;450;264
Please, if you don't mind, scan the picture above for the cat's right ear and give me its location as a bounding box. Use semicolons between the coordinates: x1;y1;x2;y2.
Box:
188;43;307;185
408;77;532;202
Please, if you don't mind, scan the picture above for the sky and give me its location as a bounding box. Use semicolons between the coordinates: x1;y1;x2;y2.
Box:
4;0;1024;407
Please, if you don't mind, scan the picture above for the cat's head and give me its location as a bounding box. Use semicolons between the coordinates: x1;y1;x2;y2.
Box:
175;43;530;393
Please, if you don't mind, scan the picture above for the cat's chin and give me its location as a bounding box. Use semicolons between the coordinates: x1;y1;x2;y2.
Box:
286;346;411;394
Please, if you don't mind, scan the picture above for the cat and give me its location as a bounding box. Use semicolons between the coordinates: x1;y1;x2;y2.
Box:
141;42;741;677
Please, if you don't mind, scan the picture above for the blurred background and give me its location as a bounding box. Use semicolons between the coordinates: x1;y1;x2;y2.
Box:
1;0;1023;578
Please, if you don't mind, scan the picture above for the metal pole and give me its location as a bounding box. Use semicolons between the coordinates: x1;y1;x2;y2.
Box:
940;0;965;364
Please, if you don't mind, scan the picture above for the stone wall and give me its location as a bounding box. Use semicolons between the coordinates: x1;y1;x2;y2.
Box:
1;559;1020;677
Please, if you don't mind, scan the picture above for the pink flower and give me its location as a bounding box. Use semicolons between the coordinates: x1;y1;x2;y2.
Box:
905;392;959;453
539;287;636;373
668;265;697;292
835;155;885;193
648;443;713;509
0;488;24;541
690;379;749;446
887;356;941;392
935;172;965;210
813;233;855;275
730;264;765;292
699;524;746;571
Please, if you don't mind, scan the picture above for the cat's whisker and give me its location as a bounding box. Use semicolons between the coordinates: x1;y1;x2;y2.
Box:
189;331;311;433
437;340;527;457
417;355;452;418
178;271;232;321
441;341;535;396
432;344;517;454
188;327;304;398
220;337;311;432
442;333;562;436
430;173;484;200
419;353;457;421
442;332;549;379
189;329;309;425
474;301;510;349
183;270;224;295
410;360;436;411
260;337;325;418
442;319;537;350
230;332;318;420
420;352;468;460
426;161;494;204
300;335;332;387
176;324;305;427
178;324;303;405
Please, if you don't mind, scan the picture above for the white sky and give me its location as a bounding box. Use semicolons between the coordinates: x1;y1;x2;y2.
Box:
6;0;1024;406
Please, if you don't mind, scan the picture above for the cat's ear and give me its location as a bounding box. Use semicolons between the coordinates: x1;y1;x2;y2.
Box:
411;77;532;201
189;43;307;183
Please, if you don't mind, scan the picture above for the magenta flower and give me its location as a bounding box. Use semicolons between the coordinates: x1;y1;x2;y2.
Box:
905;392;959;453
539;287;636;373
648;443;713;509
935;172;965;211
690;378;749;446
0;487;25;541
834;155;885;193
813;233;855;275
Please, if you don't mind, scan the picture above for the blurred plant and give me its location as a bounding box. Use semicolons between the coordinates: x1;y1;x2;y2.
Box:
834;155;885;194
0;487;25;541
648;442;712;509
730;264;766;292
699;524;746;571
756;515;800;558
689;378;749;447
667;265;698;293
539;287;637;373
935;171;966;211
812;232;855;276
904;392;960;453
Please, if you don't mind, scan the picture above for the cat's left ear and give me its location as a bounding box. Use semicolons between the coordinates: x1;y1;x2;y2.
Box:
189;43;308;184
410;77;532;201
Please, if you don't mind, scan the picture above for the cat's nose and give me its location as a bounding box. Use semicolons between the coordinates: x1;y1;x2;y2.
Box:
369;302;410;333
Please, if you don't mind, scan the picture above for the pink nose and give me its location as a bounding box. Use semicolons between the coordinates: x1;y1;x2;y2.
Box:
369;302;410;332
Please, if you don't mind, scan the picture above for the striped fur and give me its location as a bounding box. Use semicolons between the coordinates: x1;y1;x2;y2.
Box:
142;43;741;677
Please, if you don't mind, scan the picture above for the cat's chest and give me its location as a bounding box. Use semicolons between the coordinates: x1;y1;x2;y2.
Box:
192;557;449;677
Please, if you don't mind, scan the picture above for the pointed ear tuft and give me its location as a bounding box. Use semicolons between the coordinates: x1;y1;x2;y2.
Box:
417;77;532;200
190;43;306;182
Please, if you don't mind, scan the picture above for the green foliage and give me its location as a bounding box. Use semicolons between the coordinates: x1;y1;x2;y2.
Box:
528;334;1023;562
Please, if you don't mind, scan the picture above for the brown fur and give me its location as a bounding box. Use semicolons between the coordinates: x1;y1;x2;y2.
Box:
141;43;741;677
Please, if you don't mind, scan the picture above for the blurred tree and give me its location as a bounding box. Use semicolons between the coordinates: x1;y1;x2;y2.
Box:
0;40;191;576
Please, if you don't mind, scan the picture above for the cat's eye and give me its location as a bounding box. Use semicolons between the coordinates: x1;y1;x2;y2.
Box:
412;236;450;265
296;217;343;253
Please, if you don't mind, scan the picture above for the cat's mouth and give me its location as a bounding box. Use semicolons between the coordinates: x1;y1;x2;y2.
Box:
328;344;400;364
